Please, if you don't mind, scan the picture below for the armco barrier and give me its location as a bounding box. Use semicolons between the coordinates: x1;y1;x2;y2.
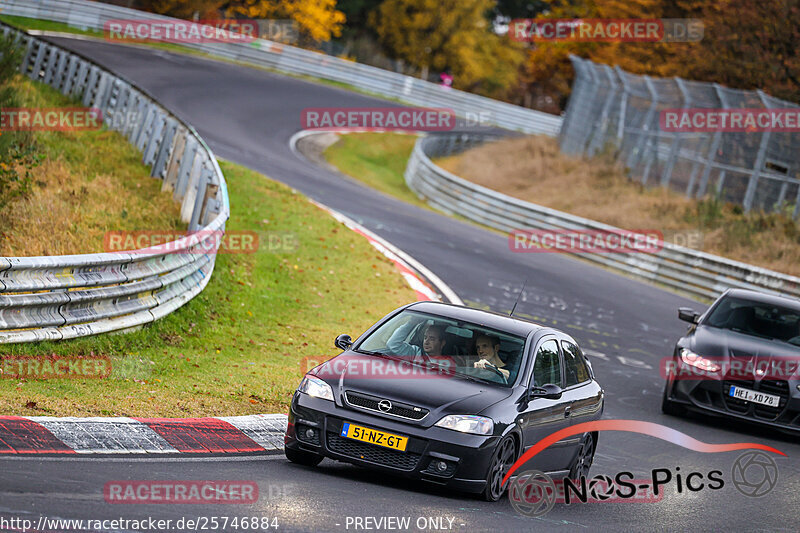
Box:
0;22;229;343
405;133;800;302
0;0;563;136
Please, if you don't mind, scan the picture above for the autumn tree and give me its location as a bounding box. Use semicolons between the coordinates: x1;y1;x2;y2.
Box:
225;0;346;43
516;0;689;112
370;0;524;98
683;0;800;103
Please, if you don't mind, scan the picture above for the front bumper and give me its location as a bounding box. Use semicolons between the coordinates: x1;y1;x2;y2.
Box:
665;367;800;434
284;391;500;494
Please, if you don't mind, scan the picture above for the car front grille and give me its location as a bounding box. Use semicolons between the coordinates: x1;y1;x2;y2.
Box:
722;379;790;420
326;432;421;471
344;391;429;420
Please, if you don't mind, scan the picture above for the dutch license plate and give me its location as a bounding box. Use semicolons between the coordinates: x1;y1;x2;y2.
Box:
340;422;408;452
729;385;780;407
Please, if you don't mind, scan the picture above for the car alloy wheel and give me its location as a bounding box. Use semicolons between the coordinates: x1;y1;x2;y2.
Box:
568;433;595;480
484;435;516;501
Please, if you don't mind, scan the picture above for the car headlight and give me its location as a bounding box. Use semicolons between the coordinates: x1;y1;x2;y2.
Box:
434;415;494;436
298;375;334;401
680;348;721;373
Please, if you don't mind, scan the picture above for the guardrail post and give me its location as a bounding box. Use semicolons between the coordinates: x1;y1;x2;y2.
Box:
639;77;659;185
142;113;166;167
174;137;198;201
71;60;89;98
189;170;211;231
151;118;177;178
29;43;47;80
82;66;100;107
43;46;60;85
133;103;157;150
162;129;187;193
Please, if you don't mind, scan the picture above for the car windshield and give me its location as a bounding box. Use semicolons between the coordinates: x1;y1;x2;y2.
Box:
356;310;527;386
704;296;800;345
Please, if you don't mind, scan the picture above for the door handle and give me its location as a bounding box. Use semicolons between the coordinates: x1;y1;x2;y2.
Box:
564;406;571;418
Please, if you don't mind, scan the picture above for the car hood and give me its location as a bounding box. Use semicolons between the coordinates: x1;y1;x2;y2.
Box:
313;353;513;421
689;325;800;359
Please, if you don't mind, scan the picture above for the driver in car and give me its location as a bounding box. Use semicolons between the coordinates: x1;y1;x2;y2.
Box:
387;316;446;360
473;334;510;380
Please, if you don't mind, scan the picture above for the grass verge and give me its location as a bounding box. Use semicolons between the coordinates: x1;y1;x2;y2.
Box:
0;83;418;418
322;132;426;209
0;74;182;256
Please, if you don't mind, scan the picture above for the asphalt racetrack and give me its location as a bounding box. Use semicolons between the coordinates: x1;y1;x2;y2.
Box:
2;37;797;532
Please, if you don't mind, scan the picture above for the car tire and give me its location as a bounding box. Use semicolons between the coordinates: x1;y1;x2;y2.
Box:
482;435;517;502
567;433;595;480
285;446;323;467
661;380;687;416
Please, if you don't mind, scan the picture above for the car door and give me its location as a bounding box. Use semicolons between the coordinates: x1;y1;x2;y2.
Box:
517;337;573;473
557;339;604;471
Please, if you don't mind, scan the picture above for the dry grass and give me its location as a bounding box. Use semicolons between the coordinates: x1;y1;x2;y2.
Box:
0;77;182;256
436;135;800;276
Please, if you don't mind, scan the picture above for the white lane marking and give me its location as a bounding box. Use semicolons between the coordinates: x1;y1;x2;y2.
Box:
615;356;653;370
582;349;609;361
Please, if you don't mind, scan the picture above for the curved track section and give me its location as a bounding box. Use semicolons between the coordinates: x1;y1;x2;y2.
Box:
1;37;797;532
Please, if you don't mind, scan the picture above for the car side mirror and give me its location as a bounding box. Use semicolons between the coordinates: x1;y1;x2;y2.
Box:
529;383;563;400
334;334;353;351
678;307;700;324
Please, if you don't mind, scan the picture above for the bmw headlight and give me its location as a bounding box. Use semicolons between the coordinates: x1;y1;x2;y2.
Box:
680;348;721;373
434;415;494;436
298;375;334;401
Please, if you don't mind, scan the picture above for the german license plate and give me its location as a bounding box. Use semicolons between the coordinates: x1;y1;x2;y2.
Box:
729;385;780;407
341;422;408;452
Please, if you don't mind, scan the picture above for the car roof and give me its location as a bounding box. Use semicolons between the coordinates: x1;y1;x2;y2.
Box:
406;301;546;337
723;288;800;311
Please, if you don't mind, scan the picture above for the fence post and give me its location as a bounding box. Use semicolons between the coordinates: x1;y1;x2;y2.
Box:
742;90;773;212
695;84;727;198
661;78;690;188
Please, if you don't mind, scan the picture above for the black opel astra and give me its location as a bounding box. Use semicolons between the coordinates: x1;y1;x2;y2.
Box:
284;301;604;501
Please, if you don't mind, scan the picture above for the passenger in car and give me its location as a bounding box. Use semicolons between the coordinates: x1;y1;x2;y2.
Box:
387;316;446;359
473;334;510;379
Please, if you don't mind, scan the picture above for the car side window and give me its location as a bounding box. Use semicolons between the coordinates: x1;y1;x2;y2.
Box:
562;341;590;387
532;339;561;387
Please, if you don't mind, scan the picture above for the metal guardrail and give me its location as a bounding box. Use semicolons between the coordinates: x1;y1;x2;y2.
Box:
405;133;800;302
0;22;229;343
0;0;563;137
